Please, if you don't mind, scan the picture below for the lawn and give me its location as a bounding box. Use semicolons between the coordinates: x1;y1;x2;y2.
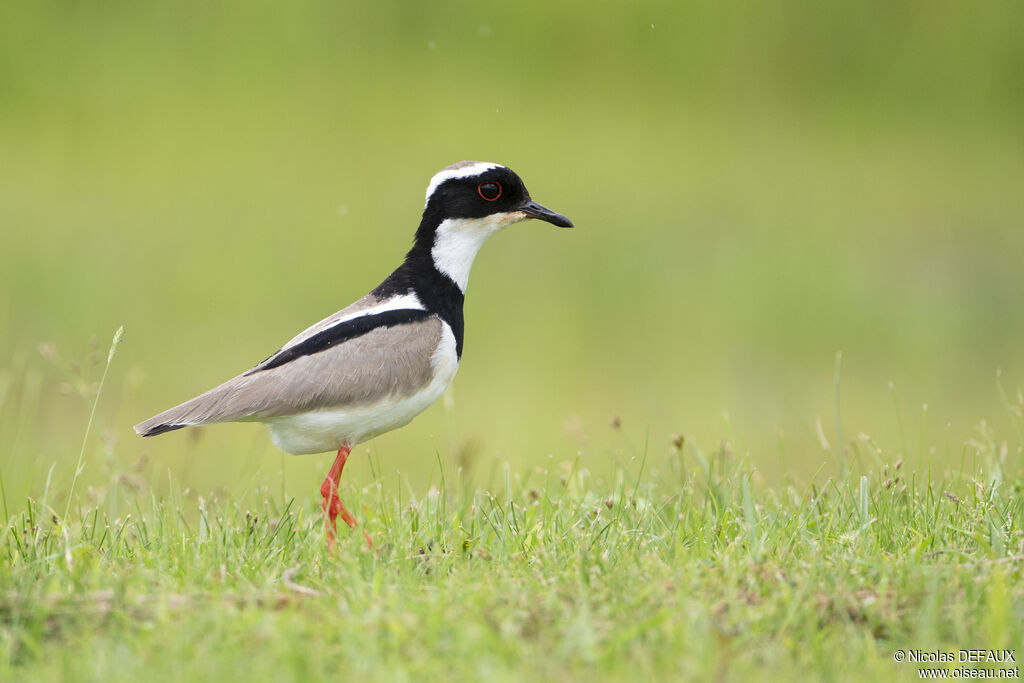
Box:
2;2;1023;680
2;342;1022;681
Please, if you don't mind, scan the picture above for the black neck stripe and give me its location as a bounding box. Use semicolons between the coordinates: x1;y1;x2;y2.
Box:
250;308;433;373
372;256;465;358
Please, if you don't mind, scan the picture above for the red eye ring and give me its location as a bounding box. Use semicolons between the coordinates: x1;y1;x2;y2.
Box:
477;181;502;201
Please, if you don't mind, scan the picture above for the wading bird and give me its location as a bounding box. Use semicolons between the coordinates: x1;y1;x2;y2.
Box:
135;161;573;549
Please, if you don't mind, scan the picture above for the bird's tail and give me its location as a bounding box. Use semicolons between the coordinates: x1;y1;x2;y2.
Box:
134;419;188;437
133;378;245;437
134;404;203;437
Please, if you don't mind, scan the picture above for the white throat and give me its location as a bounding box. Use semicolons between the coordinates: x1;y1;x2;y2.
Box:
431;213;525;291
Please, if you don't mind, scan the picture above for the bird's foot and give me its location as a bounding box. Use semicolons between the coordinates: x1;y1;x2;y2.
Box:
320;476;372;550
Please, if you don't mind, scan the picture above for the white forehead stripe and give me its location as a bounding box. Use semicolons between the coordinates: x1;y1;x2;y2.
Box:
424;162;499;207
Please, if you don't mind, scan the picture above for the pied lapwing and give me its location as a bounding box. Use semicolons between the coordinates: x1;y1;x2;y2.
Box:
135;161;573;549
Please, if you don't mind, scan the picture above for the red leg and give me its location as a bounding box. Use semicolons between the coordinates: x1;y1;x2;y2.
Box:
319;445;372;550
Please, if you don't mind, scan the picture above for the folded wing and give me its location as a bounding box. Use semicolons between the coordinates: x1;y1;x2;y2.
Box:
134;314;443;436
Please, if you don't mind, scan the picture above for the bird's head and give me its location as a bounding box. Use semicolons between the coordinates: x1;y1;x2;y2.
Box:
410;161;573;291
422;161;573;229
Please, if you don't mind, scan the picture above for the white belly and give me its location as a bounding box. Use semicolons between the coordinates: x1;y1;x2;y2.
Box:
263;325;460;455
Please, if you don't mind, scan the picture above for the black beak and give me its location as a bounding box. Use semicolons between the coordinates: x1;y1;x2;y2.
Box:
521;200;573;228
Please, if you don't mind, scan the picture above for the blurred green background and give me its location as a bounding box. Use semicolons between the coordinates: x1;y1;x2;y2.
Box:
1;1;1022;504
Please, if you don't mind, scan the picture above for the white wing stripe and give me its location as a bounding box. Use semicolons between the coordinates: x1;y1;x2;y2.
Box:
281;293;425;350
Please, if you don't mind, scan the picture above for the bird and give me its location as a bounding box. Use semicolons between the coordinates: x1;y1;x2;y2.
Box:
134;160;573;549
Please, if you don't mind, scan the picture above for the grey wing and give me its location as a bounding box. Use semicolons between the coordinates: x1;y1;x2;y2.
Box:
134;316;443;436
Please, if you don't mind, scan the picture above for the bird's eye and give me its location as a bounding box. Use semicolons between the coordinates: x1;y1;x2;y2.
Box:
477;182;502;201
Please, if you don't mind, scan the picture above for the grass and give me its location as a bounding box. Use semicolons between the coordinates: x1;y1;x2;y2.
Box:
2;396;1023;681
2;3;1023;679
1;335;1023;681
